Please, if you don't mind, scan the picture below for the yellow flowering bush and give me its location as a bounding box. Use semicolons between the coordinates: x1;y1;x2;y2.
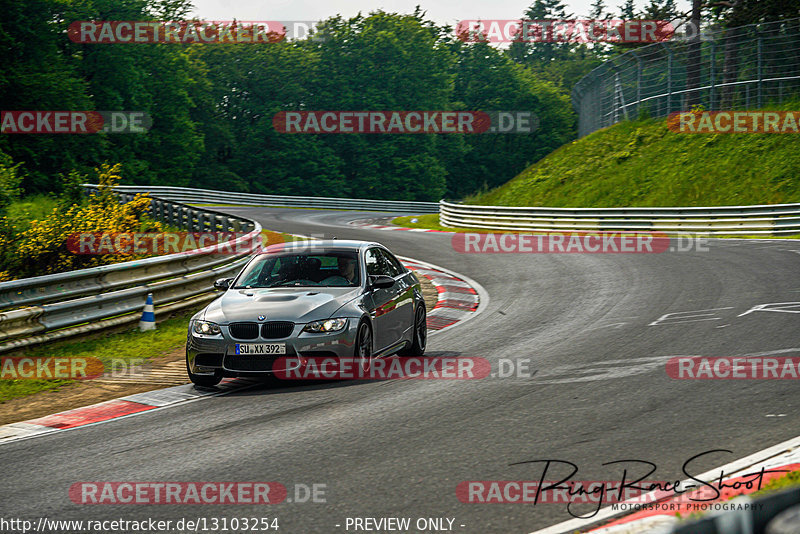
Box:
1;164;166;280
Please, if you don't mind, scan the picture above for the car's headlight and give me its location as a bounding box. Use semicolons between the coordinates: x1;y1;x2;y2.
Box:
303;318;348;333
193;320;222;336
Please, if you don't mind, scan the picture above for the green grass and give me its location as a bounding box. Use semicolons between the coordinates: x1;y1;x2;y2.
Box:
392;214;501;233
469;102;800;208
749;469;800;497
391;213;800;238
5;194;60;225
0;310;196;402
675;469;800;523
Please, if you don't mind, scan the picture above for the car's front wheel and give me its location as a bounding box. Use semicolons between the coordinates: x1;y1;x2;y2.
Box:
186;353;222;387
353;321;374;374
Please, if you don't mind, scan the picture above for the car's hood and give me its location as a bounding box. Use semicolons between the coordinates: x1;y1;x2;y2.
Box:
202;287;362;324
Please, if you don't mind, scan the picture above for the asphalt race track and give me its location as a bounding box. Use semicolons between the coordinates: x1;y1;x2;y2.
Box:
1;206;799;534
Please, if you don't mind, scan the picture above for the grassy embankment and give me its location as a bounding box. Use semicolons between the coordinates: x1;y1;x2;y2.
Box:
395;105;800;236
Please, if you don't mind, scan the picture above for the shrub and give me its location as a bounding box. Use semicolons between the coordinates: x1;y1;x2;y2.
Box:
0;163;165;280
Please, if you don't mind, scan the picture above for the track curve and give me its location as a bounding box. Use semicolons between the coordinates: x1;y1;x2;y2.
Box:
0;206;798;533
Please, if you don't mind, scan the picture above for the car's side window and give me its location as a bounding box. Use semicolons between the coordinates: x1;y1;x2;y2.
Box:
365;248;385;276
379;249;405;277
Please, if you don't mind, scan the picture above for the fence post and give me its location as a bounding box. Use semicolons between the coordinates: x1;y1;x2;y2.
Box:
757;26;763;108
635;52;642;117
666;44;673;114
710;41;716;109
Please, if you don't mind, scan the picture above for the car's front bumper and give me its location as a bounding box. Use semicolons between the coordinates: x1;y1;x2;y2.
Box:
186;320;360;377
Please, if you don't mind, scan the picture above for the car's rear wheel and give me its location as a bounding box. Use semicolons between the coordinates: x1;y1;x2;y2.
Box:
186;353;223;387
353;321;374;375
399;304;427;356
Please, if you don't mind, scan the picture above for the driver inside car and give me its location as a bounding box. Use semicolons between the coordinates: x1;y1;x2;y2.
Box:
321;257;357;286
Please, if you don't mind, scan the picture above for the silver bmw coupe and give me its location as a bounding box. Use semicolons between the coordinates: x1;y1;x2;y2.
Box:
186;240;427;386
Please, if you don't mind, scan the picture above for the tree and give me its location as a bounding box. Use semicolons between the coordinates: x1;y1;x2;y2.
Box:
589;0;609;20
618;0;637;19
509;0;574;65
300;11;454;200
642;0;679;20
0;0;102;194
450;41;575;197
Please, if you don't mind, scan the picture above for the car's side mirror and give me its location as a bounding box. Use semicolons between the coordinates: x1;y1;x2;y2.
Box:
214;277;233;291
369;275;395;289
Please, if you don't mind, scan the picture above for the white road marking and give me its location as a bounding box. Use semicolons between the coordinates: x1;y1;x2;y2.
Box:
737;302;800;316
648;307;734;326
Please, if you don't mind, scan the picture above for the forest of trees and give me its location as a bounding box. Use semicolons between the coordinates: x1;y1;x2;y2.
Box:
0;0;796;202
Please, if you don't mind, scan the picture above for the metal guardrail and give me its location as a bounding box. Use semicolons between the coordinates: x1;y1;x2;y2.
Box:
0;189;263;353
439;200;800;235
4;183;797;353
93;185;440;213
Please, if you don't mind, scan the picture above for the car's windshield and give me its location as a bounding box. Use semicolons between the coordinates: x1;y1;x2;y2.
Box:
233;251;360;288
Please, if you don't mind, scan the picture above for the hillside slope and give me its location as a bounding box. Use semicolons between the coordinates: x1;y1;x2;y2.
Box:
469;109;800;207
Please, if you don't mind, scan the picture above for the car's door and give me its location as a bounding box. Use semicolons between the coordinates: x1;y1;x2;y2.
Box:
364;247;403;351
377;248;415;338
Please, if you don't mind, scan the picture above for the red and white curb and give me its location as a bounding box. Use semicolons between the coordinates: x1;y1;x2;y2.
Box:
398;256;486;334
530;434;800;534
0;258;485;445
0;378;261;444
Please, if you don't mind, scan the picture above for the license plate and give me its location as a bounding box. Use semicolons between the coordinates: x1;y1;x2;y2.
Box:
234;343;286;355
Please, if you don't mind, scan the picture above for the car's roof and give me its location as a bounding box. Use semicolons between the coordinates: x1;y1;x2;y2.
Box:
260;239;380;254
